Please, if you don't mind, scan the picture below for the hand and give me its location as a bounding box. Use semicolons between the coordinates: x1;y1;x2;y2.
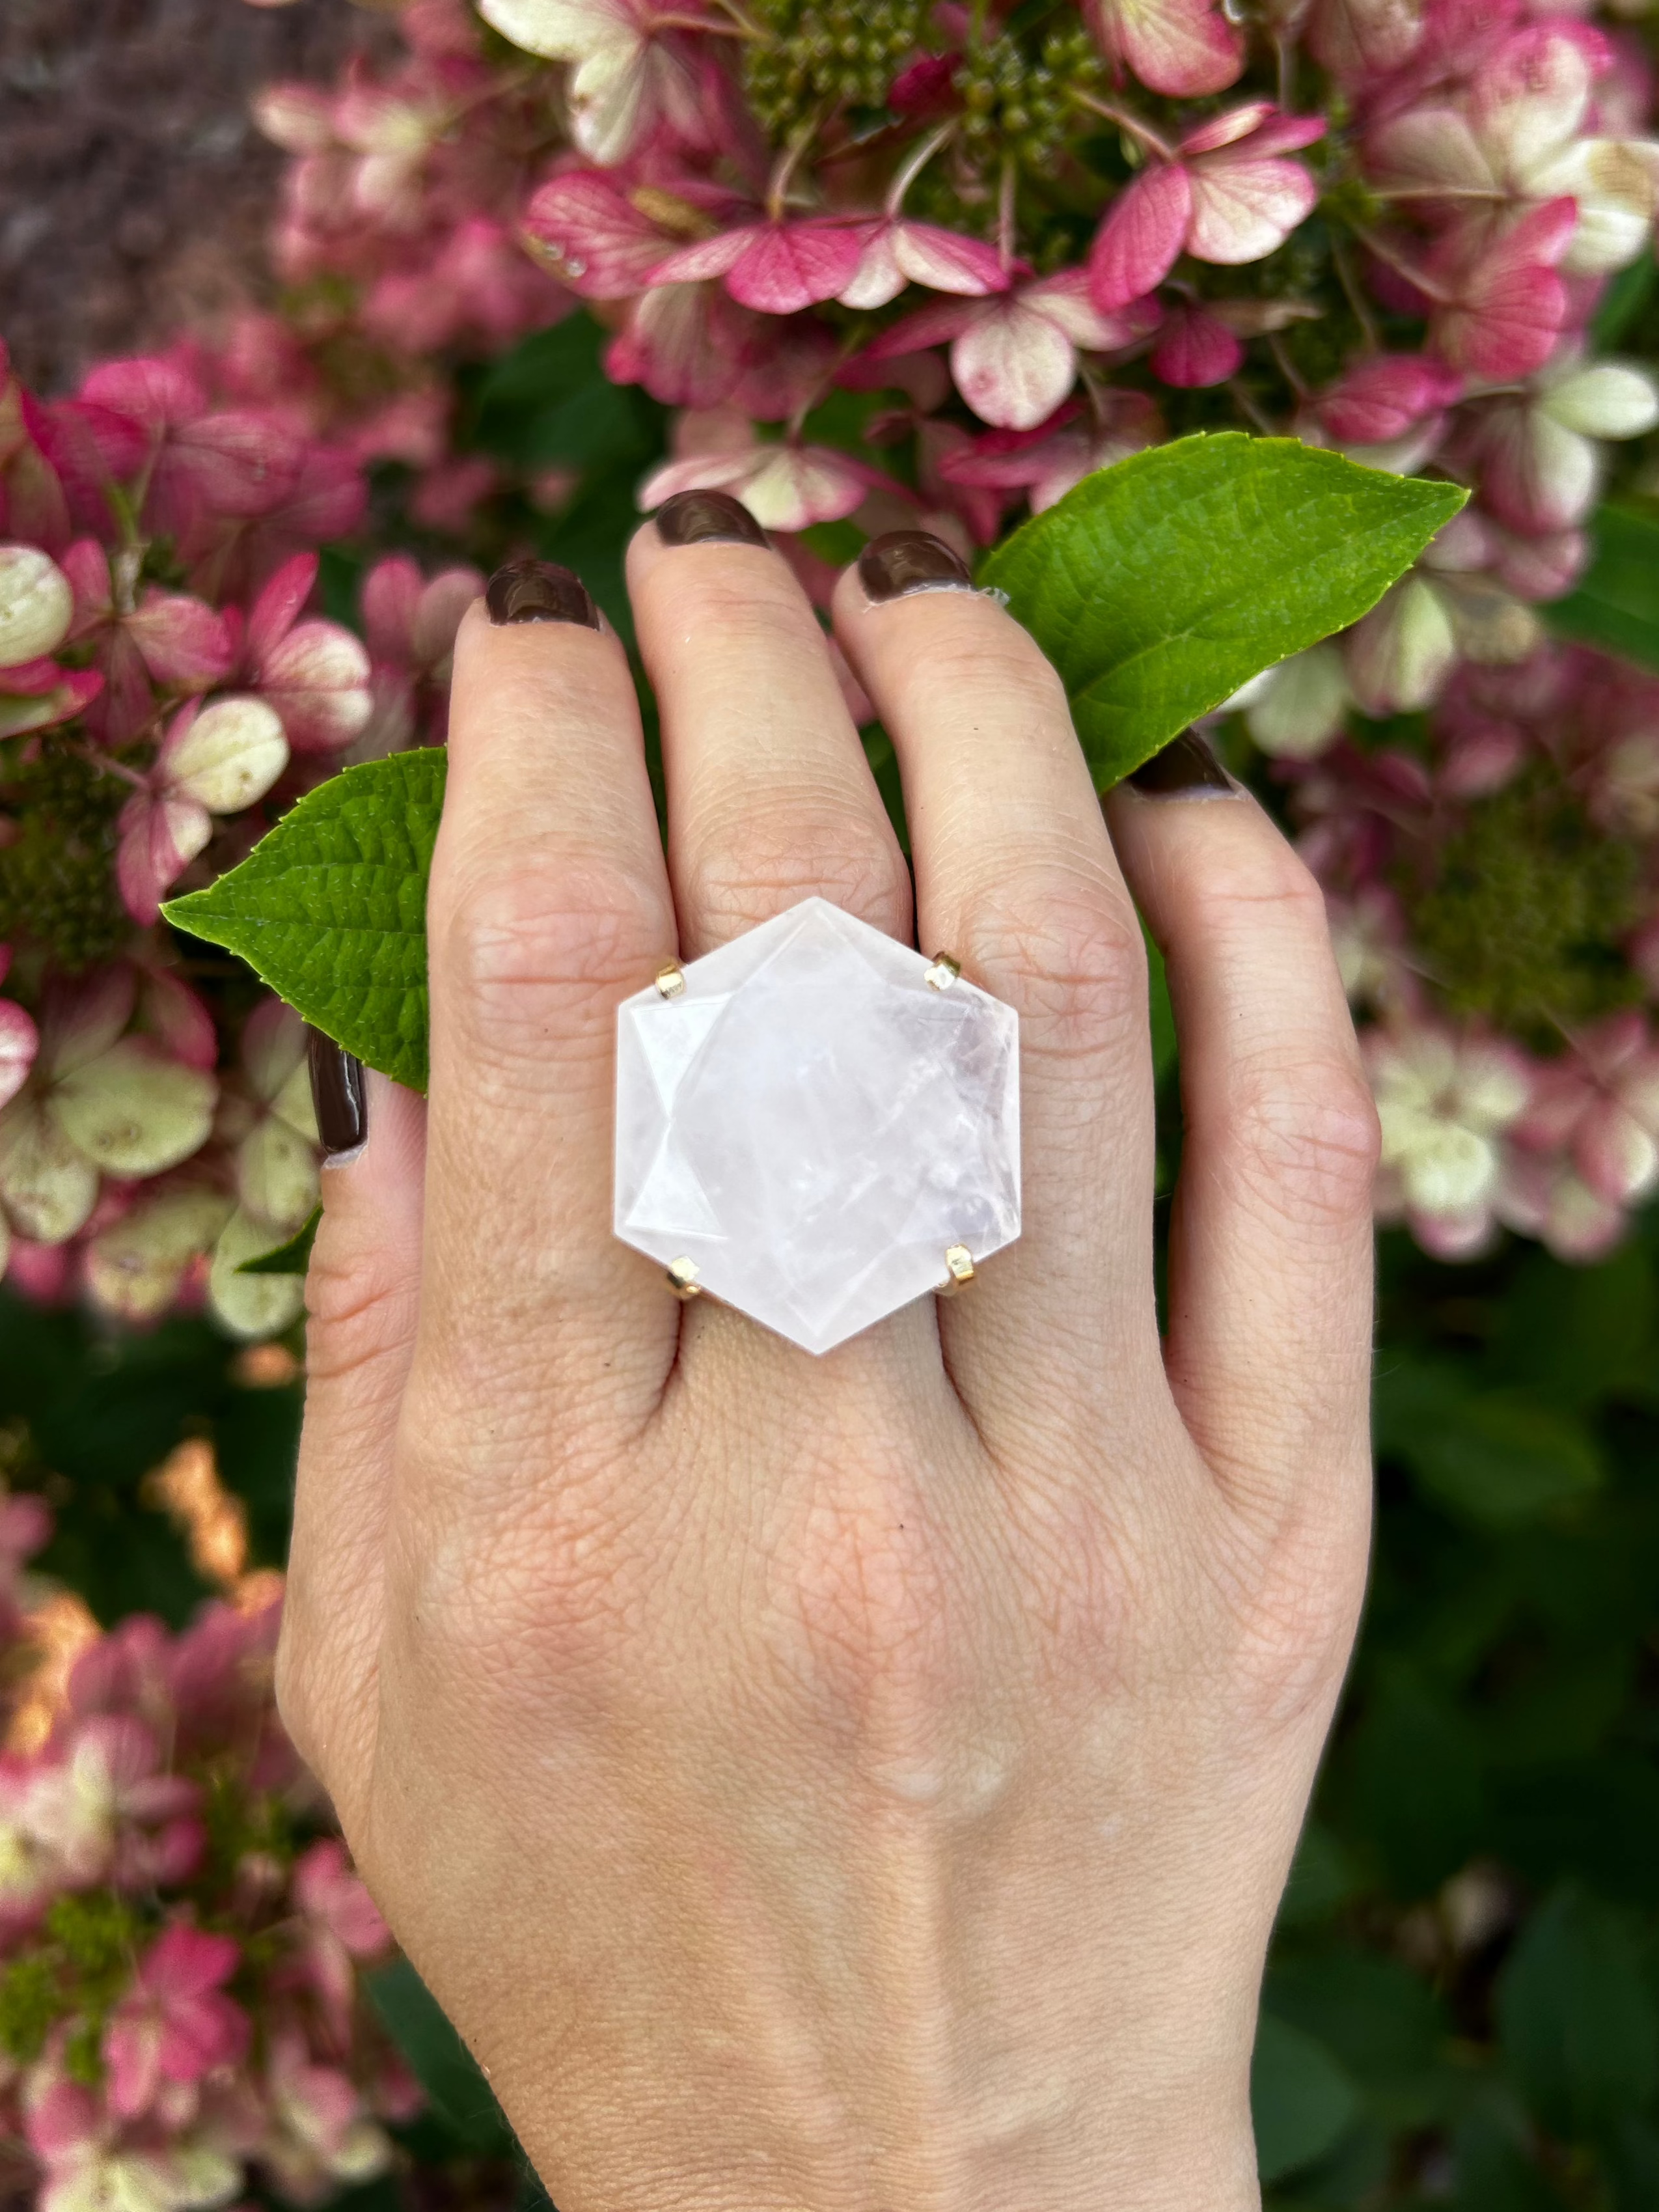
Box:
279;495;1378;2212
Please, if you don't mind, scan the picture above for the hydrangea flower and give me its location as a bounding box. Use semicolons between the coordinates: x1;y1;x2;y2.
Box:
0;1499;415;2212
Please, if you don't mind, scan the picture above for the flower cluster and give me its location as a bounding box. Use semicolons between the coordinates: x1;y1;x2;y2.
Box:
0;342;478;1331
0;1495;415;2212
1285;643;1659;1260
247;0;573;525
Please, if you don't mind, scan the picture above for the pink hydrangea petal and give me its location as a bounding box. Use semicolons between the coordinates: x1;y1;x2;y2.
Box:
950;296;1080;430
1179;100;1277;156
260;620;374;751
645;225;757;287
724;221;867;314
127;592;236;691
1149;303;1243;386
1089;0;1244;97
604;284;754;408
890;222;1009;297
1090;163;1193;311
1185;155;1319;264
523;170;675;297
360;554;424;661
247;551;319;665
117;792;213;926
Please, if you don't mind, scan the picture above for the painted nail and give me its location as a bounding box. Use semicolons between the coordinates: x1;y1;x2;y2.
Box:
654;489;768;547
307;1027;367;1164
485;559;600;629
858;530;973;601
1126;730;1239;799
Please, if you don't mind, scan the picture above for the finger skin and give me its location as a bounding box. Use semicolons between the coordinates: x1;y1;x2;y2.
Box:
279;1073;424;1829
420;589;680;1459
626;520;911;956
626;518;948;1390
829;552;1167;1461
1105;771;1380;1522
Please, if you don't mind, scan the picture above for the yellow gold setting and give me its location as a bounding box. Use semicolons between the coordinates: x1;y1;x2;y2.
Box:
666;1256;702;1299
924;954;961;991
939;1244;976;1293
655;961;687;999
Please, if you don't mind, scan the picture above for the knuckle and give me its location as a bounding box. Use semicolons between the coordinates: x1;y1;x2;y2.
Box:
901;628;1069;725
1190;839;1330;939
687;811;910;945
1214;1055;1382;1232
437;856;665;1057
303;1232;417;1392
959;872;1145;1064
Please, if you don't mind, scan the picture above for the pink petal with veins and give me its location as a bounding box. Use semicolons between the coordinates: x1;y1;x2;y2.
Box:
127;592;236;691
1185;154;1319;264
1428;200;1576;377
1316;355;1464;444
1090;163;1194;311
523;170;679;297
724;221;867;314
1150;303;1243;385
117;792;213;926
1088;0;1244;96
260;622;374;751
646;227;754;286
1179;100;1277;156
247;552;318;665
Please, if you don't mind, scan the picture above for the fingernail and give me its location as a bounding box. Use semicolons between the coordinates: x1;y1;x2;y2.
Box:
485;559;600;629
858;531;973;601
654;490;769;547
307;1027;367;1165
1126;730;1239;799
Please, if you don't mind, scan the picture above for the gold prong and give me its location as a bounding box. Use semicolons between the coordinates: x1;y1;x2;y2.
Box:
655;961;686;999
666;1256;702;1299
939;1244;975;1293
924;953;961;991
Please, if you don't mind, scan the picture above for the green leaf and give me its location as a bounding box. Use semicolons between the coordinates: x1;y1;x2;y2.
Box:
1342;1664;1487;1901
1546;505;1659;672
1496;1886;1659;2138
366;1957;515;2158
979;433;1465;785
1374;1358;1604;1527
164;750;445;1091
237;1206;321;1275
1252;2012;1360;2183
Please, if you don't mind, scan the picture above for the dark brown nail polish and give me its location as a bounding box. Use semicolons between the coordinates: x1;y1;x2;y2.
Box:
485;559;600;629
654;490;768;547
1126;730;1238;798
858;530;973;601
307;1027;367;1161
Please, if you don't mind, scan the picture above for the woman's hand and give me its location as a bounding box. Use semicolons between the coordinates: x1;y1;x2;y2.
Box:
278;497;1378;2212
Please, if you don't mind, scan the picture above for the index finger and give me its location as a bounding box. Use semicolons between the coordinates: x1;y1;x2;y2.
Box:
418;564;680;1458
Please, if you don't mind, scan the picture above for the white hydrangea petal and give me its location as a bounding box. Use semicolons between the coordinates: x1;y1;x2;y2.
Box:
0;1094;100;1243
236;1114;320;1232
208;1207;308;1338
0;546;74;666
1539;361;1659;439
165;696;290;814
48;1040;217;1178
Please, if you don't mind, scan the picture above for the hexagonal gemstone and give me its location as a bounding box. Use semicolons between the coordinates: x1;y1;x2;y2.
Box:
614;897;1021;1355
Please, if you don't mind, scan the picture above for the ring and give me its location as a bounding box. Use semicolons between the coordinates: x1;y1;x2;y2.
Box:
613;896;1020;1355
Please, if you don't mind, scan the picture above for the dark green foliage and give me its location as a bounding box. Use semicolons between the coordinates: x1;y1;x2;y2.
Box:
1547;506;1659;674
0;1288;301;1625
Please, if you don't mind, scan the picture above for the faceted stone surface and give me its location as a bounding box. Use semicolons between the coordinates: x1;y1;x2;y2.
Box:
614;897;1021;1355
